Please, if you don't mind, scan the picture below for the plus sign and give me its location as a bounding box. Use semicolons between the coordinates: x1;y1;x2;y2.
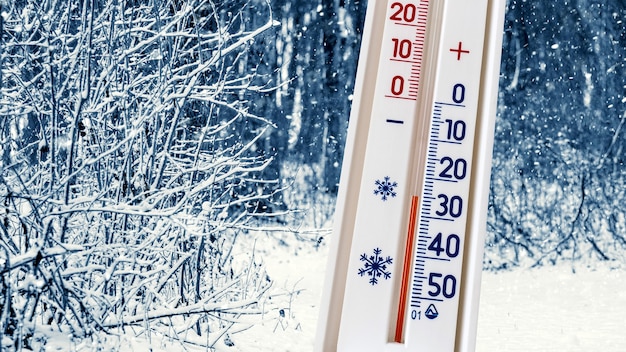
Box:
450;41;470;60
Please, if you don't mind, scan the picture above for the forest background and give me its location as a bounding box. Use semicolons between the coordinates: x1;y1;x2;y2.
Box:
1;0;626;350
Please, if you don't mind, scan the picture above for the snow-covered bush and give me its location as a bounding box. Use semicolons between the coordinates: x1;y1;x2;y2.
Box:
0;0;280;349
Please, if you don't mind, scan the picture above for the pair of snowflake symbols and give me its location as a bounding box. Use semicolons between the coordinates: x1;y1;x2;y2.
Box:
358;248;393;286
360;177;396;285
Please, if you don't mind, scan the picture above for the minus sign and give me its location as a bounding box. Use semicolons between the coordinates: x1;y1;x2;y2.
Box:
386;119;404;124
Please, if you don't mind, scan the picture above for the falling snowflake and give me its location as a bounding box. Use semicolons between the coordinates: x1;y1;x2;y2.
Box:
358;248;393;286
374;176;398;201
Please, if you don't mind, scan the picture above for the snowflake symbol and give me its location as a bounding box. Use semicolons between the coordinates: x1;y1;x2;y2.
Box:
358;248;393;286
374;176;398;201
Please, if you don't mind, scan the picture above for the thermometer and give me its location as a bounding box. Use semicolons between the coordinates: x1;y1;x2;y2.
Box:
316;0;505;351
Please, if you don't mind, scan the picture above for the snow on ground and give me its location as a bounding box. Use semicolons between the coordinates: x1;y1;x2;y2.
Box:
476;264;626;352
233;231;329;352
237;236;626;352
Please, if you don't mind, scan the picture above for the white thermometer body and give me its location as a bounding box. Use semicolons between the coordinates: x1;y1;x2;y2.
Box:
316;0;505;351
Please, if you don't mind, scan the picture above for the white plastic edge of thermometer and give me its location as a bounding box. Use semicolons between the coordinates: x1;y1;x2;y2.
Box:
315;0;506;351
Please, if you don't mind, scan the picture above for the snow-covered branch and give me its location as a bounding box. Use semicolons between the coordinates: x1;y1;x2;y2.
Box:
1;0;282;348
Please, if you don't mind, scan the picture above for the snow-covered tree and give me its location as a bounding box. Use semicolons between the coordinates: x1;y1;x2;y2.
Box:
486;0;626;269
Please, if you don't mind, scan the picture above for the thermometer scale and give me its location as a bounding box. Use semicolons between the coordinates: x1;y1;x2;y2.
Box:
316;0;505;351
